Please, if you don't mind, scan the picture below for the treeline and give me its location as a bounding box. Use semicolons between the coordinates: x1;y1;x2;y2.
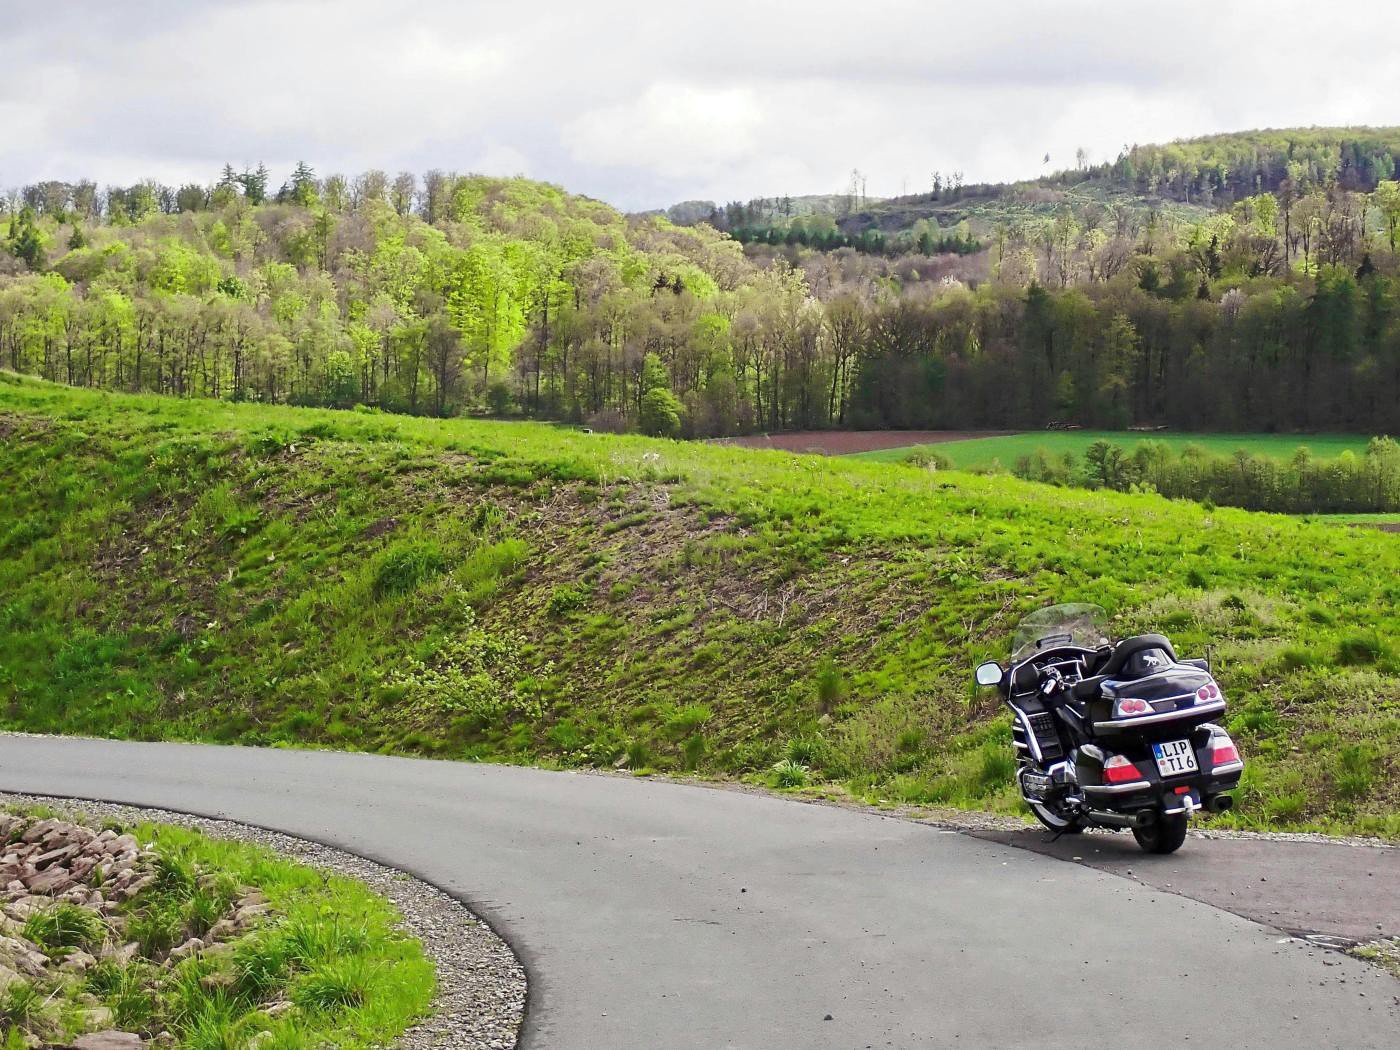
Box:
1062;127;1400;206
729;223;981;257
2;161;1400;437
998;437;1400;513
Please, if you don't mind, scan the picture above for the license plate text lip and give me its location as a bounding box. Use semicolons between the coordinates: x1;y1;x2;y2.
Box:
1152;738;1200;777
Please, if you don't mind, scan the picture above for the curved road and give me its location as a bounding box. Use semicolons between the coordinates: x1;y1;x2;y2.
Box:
1;737;1395;1049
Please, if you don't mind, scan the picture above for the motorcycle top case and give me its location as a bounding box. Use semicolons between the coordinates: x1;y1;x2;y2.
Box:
1092;665;1223;738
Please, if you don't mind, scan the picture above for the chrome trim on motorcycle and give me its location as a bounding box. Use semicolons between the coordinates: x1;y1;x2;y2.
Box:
1092;698;1225;731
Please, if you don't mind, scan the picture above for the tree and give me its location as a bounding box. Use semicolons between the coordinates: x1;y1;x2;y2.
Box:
289;161;318;207
391;173;416;217
237;164;270;205
638;351;682;436
7;208;44;269
1375;180;1400;253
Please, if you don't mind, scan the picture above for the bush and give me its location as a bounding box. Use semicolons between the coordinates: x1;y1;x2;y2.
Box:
1334;745;1377;800
293;957;377;1011
1335;632;1387;666
371;541;446;600
22;903;105;951
903;448;952;470
768;759;811;788
546;585;588;617
663;704;712;739
785;737;824;765
639;387;683;438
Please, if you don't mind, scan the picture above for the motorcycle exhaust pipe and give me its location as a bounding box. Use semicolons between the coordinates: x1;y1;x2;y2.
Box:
1086;810;1153;830
1205;794;1234;813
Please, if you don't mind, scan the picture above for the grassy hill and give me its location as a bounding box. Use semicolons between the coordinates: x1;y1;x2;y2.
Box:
2;373;1397;836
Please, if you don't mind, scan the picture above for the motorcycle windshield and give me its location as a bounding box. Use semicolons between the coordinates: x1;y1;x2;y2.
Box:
1011;603;1111;661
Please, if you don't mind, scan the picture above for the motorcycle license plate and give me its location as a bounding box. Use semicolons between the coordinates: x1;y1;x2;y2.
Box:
1152;739;1198;777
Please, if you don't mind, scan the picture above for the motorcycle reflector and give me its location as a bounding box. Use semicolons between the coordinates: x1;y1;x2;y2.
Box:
1103;755;1145;784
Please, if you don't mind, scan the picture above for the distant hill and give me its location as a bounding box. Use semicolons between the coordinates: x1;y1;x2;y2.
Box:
668;126;1400;241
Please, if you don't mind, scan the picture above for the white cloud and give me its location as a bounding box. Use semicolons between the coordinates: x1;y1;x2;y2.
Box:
563;83;764;179
4;0;1400;209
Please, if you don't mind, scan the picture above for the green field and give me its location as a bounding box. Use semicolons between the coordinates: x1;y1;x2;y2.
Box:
2;373;1397;837
855;431;1379;468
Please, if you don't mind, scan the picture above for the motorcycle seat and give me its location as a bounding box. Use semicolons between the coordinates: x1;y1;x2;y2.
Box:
1071;634;1179;699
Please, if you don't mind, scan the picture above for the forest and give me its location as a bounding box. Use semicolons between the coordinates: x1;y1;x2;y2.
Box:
2;127;1400;439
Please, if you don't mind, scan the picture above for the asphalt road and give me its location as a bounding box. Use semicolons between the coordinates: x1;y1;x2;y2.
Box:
1;737;1395;1049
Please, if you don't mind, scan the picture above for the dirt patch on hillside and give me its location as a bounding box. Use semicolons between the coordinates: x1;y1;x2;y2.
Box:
715;430;1018;455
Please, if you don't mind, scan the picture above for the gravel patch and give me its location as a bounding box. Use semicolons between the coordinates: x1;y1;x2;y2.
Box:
0;792;526;1050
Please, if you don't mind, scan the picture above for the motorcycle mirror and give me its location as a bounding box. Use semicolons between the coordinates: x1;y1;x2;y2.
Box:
974;661;1004;687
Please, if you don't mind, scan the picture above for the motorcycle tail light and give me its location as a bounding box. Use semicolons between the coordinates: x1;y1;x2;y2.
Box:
1211;740;1241;766
1197;682;1221;701
1116;697;1151;716
1103;755;1146;784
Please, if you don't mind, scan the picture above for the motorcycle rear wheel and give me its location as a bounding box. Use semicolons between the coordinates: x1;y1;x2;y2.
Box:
1132;811;1188;854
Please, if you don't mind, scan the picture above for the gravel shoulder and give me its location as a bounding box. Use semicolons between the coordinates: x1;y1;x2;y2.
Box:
0;791;526;1050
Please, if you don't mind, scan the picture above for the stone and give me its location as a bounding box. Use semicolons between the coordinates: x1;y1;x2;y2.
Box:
20;820;59;844
81;1005;115;1027
67;1034;144;1050
234;903;271;925
168;938;204;961
0;935;39;957
0;963;24;990
124;875;156;898
34;843;81;870
25;866;74;895
205;918;238;942
100;942;140;966
61;949;98;973
14;950;49;978
199;971;234;993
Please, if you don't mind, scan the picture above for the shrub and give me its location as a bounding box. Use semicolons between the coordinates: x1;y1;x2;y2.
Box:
371;541;445;600
546;585;588;617
1335;632;1387;666
0;981;45;1030
769;759;811;789
638;387;683;438
663;704;712;739
785;737;824;765
680;734;707;771
902;448;952;470
22;902;105;951
814;661;846;714
293;957;377;1011
129;904;183;957
975;742;1016;792
1334;745;1377;800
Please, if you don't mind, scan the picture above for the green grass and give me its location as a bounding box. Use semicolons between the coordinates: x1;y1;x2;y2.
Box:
854;430;1377;468
1;372;1398;837
2;805;434;1049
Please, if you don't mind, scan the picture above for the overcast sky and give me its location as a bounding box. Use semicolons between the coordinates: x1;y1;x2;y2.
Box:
5;0;1400;211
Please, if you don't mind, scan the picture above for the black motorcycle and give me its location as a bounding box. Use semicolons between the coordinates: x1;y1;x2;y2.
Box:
974;603;1243;854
